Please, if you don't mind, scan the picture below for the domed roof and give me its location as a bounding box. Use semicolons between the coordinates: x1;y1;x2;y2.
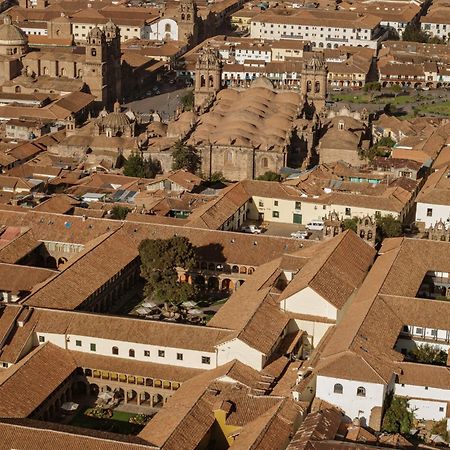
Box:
251;76;274;90
0;15;27;46
100;102;131;129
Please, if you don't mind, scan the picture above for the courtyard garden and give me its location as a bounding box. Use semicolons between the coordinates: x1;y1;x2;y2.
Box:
69;407;151;434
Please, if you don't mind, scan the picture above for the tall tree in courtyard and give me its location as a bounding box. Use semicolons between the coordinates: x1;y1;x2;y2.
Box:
376;214;403;241
139;236;197;305
382;396;414;434
172;140;201;174
123;154;161;179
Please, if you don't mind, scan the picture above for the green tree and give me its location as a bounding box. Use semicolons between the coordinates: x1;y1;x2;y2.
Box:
172;140;201;174
360;136;395;161
391;84;402;95
382;396;414;434
376;214;403;240
257;171;282;181
343;217;358;233
363;81;381;93
139;236;197;305
210;171;225;183
110;205;131;220
123;154;161;178
409;344;448;366
402;23;429;43
181;90;194;111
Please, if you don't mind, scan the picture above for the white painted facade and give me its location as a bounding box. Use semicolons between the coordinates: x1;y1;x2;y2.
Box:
36;331;217;370
248;194;401;226
408;398;448;422
281;286;338;321
216;338;265;371
416;201;450;228
291;318;333;348
143;18;178;41
421;21;450;40
316;375;387;424
250;18;383;49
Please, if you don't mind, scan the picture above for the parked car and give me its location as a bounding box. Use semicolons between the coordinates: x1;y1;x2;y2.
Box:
241;225;262;234
306;220;324;231
291;230;309;240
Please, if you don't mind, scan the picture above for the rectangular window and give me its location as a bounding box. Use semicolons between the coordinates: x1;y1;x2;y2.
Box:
431;329;438;336
345;208;351;216
415;327;423;334
272;211;279;218
427;208;433;217
2;362;8;368
202;356;211;364
259;201;264;207
177;353;183;360
38;335;45;343
295;201;301;210
90;343;96;352
440;406;444;412
158;350;165;357
274;200;278;206
75;340;82;347
144;350;150;357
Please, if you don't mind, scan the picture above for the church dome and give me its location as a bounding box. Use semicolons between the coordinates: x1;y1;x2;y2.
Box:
98;102;133;136
251;76;274;90
0;15;27;46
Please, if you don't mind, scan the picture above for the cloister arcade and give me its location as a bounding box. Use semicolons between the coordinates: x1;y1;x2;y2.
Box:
178;260;256;292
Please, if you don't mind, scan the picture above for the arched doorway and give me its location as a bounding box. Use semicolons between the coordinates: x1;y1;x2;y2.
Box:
221;278;233;291
207;277;219;290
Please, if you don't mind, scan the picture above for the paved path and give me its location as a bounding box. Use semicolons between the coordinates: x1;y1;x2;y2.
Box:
125;87;190;121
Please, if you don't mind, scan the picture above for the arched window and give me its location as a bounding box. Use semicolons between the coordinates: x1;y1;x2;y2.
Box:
359;230;365;238
187;14;191;20
60;67;66;77
165;23;171;32
357;386;366;397
333;383;343;394
367;231;373;240
129;349;135;358
15;86;21;93
112;346;119;355
181;13;185;20
306;80;312;93
315;81;320;93
200;75;206;87
91;48;97;57
209;75;214;88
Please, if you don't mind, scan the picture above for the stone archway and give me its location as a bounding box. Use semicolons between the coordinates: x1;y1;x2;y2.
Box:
207;277;219;290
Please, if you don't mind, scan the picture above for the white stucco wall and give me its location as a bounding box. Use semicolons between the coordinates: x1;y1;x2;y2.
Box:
144;19;178;41
316;375;386;425
36;332;217;370
292;318;333;348
216;338;264;371
416;201;450;228
281;286;338;321
408;398;447;421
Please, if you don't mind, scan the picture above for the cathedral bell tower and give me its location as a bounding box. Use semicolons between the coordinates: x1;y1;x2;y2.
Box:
194;46;221;109
301;54;327;112
177;0;198;45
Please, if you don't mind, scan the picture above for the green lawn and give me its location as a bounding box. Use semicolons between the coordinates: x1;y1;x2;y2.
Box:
69;409;144;434
416;101;450;116
330;93;371;103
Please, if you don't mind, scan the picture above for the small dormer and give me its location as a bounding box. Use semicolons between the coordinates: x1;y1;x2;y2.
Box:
338;120;345;131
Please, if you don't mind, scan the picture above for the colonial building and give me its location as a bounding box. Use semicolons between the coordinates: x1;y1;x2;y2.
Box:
0;16;122;107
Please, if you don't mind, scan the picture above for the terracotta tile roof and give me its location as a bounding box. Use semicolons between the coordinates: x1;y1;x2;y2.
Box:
279;231;376;310
139;361;289;449
0;263;56;295
24;230;139;310
33;194;80;214
32;308;231;353
208;258;289;354
287;408;342;449
416;165;450;206
70;350;203;383
0;420;156;450
0;343;77;417
397;362;450;390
